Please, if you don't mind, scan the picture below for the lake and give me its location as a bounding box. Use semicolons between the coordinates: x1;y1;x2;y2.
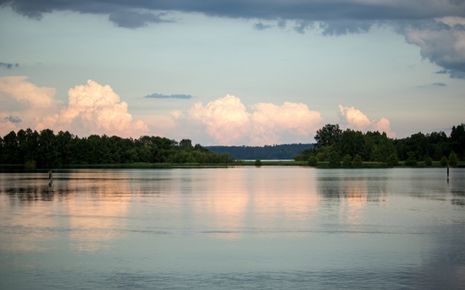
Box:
1;167;464;289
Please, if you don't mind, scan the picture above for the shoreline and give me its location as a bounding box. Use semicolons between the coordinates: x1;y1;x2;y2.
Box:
0;160;463;170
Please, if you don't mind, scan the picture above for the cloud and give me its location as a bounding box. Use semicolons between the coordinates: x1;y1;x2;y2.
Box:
254;22;272;31
339;105;395;137
416;82;447;88
319;20;374;35
4;0;465;24
0;76;54;108
108;10;171;28
0;76;57;135
38;80;148;137
189;95;250;145
338;105;371;130
144;92;193;100
3;0;465;78
0;112;18;134
251;102;321;145
404;22;465;78
189;95;321;145
3;115;22;123
373;117;395;138
0;115;21;135
0;62;19;69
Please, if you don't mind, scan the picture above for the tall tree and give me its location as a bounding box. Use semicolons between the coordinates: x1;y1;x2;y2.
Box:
315;124;342;148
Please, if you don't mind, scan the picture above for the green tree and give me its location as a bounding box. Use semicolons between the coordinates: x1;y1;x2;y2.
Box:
424;156;433;167
352;154;363;167
255;159;262;166
450;124;465;160
449;151;458;167
2;131;19;164
440;156;449;167
328;151;341;168
308;156;318;166
179;139;193;149
315;124;342;148
37;129;58;167
405;151;417;167
342;154;352;168
386;153;399;167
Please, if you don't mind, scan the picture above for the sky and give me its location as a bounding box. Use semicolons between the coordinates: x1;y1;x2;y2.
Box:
0;0;464;145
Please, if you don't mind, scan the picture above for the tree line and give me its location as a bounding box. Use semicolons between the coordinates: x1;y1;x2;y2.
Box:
207;143;314;160
295;123;465;167
0;129;232;168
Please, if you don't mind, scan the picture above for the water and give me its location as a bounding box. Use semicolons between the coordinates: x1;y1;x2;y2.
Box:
0;167;464;289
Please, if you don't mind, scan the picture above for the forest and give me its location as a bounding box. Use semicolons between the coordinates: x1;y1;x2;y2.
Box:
207;143;314;160
295;123;465;167
0;129;232;168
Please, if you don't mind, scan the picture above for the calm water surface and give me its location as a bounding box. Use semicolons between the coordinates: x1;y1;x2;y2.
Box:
1;167;464;289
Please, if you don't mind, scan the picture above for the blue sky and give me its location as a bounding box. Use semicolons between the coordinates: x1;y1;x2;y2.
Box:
1;1;464;145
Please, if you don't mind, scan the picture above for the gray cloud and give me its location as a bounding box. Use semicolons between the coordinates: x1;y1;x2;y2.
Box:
2;0;465;77
403;22;465;78
417;82;448;88
254;22;272;31
0;62;19;69
2;1;465;26
145;93;193;100
3;115;22;123
320;20;374;35
109;11;171;28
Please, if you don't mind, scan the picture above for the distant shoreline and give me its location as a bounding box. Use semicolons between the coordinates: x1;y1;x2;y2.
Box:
0;160;463;170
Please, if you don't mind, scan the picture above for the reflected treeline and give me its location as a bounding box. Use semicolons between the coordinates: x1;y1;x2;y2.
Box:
0;175;72;203
1;168;464;252
316;172;389;226
0;171;138;252
449;170;465;207
316;173;388;203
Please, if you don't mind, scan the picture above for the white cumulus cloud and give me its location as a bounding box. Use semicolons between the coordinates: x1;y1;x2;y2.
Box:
0;76;54;108
0;76;57;135
190;95;321;145
189;95;250;145
38;80;148;137
251;102;321;145
339;104;395;137
338;105;371;130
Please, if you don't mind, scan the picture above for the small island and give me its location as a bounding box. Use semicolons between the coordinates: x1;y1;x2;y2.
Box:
294;123;464;168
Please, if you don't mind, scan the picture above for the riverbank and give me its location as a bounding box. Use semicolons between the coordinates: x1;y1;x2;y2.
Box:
1;160;464;170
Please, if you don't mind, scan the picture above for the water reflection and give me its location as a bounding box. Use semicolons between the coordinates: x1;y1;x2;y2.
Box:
0;168;464;246
316;170;389;226
187;168;321;238
0;171;133;252
1;168;465;289
63;171;132;251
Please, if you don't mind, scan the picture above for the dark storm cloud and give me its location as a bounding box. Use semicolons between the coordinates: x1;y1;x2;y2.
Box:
108;10;171;28
2;0;465;78
144;93;193;100
2;0;465;26
0;62;19;69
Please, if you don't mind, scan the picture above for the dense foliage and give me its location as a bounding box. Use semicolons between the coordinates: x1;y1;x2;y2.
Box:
296;123;465;167
207;143;313;160
0;129;232;168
